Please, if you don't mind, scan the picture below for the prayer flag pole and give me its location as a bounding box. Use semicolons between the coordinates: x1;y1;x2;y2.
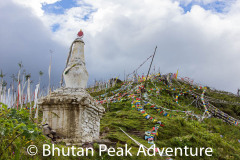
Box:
144;46;157;87
48;50;53;95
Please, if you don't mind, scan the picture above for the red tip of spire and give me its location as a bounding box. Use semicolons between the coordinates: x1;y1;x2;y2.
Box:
77;30;84;38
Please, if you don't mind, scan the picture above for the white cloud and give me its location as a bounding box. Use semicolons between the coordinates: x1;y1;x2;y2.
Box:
175;0;233;6
3;0;240;93
0;0;67;88
12;0;60;16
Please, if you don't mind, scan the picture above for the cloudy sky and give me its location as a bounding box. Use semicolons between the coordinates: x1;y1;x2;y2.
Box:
0;0;240;93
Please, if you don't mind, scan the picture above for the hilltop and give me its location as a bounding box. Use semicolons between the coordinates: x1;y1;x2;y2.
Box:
90;73;240;160
0;73;240;160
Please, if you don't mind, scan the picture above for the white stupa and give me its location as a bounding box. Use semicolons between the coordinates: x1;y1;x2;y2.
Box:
63;30;89;88
39;30;104;145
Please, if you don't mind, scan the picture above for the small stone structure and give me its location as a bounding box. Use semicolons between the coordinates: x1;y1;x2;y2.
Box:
39;30;105;145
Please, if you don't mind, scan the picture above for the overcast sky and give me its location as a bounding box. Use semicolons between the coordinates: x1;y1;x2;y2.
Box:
0;0;240;93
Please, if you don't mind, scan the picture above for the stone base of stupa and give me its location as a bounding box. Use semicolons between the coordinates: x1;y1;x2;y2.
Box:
38;87;105;145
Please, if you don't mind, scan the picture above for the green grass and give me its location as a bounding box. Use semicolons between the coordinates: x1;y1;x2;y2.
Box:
1;77;240;160
95;78;240;160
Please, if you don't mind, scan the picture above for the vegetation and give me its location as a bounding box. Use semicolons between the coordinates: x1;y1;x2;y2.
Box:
97;79;240;160
0;77;240;160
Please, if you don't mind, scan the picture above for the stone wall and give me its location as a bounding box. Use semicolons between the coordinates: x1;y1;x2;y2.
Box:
39;88;105;145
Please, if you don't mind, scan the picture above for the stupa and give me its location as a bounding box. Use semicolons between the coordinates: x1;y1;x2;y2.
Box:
39;30;105;145
63;30;89;88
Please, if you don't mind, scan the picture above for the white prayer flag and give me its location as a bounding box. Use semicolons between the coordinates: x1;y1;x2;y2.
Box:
34;84;40;119
7;88;10;108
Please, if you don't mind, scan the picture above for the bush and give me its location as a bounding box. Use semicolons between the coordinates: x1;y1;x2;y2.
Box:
0;104;48;159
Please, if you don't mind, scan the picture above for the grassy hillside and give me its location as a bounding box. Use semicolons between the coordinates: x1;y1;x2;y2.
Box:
0;74;240;160
93;75;240;160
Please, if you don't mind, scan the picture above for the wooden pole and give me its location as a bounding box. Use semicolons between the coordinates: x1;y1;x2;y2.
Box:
144;46;157;87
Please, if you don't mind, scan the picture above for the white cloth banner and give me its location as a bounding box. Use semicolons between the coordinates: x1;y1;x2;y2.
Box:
34;84;40;119
21;81;27;109
18;83;21;108
34;84;40;109
7;88;10;108
27;78;31;103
